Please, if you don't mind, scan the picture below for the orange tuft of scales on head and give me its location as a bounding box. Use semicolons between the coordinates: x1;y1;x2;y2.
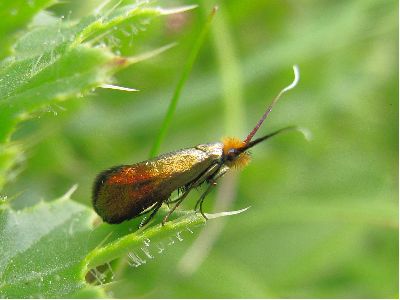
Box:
222;137;251;169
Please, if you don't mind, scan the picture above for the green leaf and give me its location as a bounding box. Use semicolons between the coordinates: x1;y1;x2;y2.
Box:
0;44;123;190
0;2;192;190
85;206;249;270
0;46;118;141
0;185;246;298
0;0;54;59
0;188;95;298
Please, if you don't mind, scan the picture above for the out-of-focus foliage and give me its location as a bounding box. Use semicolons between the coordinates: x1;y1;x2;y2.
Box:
1;0;398;298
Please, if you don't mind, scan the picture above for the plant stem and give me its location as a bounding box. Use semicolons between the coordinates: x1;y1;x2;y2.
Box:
149;7;218;158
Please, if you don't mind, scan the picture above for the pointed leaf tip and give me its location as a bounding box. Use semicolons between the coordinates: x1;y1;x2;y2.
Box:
100;84;139;92
159;5;198;15
127;43;177;64
58;184;78;201
205;206;251;219
297;127;313;141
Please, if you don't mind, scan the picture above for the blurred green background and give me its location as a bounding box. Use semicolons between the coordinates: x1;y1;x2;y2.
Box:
5;0;398;298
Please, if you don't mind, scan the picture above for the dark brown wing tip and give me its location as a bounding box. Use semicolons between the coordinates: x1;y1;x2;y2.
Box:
92;165;124;221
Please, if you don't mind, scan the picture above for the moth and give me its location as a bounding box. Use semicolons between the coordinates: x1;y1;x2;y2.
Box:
93;66;299;226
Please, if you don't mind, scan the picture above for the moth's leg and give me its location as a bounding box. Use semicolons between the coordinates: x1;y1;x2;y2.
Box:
166;195;183;205
195;165;230;215
162;189;192;226
194;181;217;220
136;202;157;217
194;181;215;211
139;200;163;228
191;162;220;188
165;198;173;207
199;199;208;220
162;163;223;225
171;187;184;200
210;165;229;181
164;163;219;207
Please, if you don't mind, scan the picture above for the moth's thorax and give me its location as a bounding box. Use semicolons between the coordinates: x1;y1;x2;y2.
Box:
195;142;224;161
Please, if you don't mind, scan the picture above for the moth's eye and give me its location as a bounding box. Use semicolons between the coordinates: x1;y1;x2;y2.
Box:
226;148;239;160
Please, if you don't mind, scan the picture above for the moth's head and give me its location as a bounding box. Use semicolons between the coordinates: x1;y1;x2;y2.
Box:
222;137;251;169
